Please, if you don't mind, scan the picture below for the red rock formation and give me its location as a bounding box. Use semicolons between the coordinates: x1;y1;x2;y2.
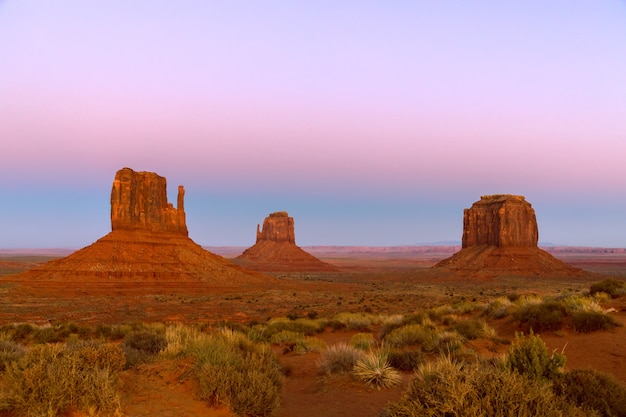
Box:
462;195;538;248
111;167;187;235
256;212;295;243
235;212;338;272
436;194;584;278
11;168;271;285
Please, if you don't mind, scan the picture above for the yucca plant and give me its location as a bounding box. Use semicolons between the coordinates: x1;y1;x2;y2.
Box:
353;349;401;389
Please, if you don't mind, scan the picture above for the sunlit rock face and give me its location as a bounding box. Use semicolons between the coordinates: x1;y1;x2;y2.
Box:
110;167;187;235
255;211;295;243
435;194;583;278
235;211;338;272
11;168;271;284
462;194;538;248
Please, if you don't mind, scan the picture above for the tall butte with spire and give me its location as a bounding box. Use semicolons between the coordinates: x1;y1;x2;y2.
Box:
435;194;583;277
234;211;338;272
13;167;269;284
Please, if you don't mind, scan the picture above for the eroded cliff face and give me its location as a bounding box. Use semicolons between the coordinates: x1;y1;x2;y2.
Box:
462;195;538;248
256;211;295;243
110;167;187;235
436;194;582;278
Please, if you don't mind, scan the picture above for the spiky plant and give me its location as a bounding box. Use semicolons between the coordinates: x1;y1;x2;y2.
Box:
353;350;401;389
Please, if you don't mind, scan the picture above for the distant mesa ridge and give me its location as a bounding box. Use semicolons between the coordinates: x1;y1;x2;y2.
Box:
436;194;584;277
234;211;338;272
10;167;269;284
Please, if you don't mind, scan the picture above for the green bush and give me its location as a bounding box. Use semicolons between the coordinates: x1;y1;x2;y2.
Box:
571;311;620;333
589;279;626;299
317;343;362;375
513;300;567;332
382;356;591;417
553;369;626;417
0;342;124;416
505;331;565;381
353;350;401;389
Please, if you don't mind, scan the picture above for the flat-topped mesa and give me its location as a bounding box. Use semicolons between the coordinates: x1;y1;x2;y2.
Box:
110;167;187;235
462;194;538;248
256;211;295;243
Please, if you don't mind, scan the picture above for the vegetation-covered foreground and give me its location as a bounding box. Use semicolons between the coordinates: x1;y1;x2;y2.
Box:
0;279;625;417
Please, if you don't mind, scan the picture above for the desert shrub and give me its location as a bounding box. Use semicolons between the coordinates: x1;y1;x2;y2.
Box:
353;349;401;389
256;317;324;341
484;296;514;319
32;326;64;344
387;350;423;371
553;369;626;417
317;343;362;375
513;300;567;332
350;332;376;350
0;323;35;342
384;324;435;348
0;342;124;416
122;329;167;367
162;323;203;357
571;310;620;333
562;294;604;313
269;330;303;345
590;279;626;299
192;331;283;417
292;336;326;354
0;340;26;372
332;312;374;331
382;355;590;417
425;330;465;354
505;331;565;381
453;318;495;340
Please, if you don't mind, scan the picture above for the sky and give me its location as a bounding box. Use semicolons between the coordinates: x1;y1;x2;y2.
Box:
1;1;625;248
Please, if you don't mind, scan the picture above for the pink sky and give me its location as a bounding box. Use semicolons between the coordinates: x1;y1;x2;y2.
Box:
1;1;625;248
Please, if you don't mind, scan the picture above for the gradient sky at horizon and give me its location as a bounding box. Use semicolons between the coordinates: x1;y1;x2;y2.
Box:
1;1;625;248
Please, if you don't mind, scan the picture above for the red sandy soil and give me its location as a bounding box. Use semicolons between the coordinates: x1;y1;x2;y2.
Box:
1;248;626;416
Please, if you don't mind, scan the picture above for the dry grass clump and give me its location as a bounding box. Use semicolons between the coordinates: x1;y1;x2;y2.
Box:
0;340;26;372
570;311;620;333
331;312;375;331
251;317;326;342
189;329;283;417
353;349;401;389
269;330;303;345
453;318;496;340
387;350;424;371
350;332;376;350
0;342;125;416
384;324;435;348
382;355;591;417
292;336;327;354
318;343;362;375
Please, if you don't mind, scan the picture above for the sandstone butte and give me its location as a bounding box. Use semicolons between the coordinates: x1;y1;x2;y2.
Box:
435;194;585;278
11;167;271;285
234;211;339;272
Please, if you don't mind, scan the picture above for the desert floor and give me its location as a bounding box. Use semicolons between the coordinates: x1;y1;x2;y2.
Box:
1;248;625;417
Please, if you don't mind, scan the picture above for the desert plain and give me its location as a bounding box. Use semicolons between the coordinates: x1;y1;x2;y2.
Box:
1;245;626;417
